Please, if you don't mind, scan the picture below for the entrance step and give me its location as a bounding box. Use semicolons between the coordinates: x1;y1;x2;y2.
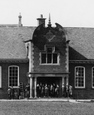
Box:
0;98;79;103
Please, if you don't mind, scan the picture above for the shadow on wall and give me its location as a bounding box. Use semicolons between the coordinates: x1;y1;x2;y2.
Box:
69;46;87;60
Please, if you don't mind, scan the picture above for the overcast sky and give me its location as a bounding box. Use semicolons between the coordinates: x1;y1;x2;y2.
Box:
0;0;94;27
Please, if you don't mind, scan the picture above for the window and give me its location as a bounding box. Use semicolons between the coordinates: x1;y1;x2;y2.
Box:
40;47;59;65
8;66;19;87
92;67;94;88
75;66;85;88
0;66;2;88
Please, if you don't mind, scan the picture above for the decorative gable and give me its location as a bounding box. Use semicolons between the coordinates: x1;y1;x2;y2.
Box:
32;23;67;50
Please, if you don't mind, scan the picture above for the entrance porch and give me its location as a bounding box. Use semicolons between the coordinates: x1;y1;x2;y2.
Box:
28;73;69;98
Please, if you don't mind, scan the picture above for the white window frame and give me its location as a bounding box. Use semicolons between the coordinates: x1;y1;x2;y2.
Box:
75;66;85;88
40;46;60;65
92;67;94;88
8;65;19;88
0;66;2;88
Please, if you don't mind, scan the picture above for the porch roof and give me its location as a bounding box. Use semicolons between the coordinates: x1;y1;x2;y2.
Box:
27;72;69;77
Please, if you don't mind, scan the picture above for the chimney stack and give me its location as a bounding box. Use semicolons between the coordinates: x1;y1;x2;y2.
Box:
18;13;22;27
37;14;46;27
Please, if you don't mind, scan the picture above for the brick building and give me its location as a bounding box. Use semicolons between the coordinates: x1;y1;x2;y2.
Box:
0;14;94;99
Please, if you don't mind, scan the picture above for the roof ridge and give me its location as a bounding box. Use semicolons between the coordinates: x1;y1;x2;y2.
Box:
0;24;18;27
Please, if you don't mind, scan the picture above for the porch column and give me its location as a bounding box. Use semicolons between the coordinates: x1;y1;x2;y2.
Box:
64;77;66;88
64;77;66;97
62;77;64;96
27;42;34;98
30;77;33;98
34;77;37;98
66;76;68;86
65;76;69;98
66;76;69;98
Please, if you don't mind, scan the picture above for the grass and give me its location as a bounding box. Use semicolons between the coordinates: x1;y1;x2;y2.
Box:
0;101;93;115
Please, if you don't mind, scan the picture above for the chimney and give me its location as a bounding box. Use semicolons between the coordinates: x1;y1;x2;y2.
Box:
18;13;22;27
37;14;46;27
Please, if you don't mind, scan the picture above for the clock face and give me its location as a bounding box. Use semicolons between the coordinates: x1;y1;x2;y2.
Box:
45;30;55;42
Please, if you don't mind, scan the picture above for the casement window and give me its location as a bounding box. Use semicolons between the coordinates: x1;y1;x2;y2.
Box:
75;66;85;88
40;47;59;65
0;66;2;88
92;67;94;88
8;66;19;87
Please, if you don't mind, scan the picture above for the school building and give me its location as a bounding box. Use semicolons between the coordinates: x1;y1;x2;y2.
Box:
0;14;94;99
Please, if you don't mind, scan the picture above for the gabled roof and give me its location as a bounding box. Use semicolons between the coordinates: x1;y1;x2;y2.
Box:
0;26;35;59
0;25;94;60
65;27;94;59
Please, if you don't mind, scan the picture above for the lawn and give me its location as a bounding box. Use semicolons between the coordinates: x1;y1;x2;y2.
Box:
0;100;93;115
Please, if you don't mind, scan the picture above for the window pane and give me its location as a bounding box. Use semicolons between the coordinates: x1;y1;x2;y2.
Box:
47;53;52;63
41;47;59;64
41;53;46;63
75;67;84;87
9;66;18;87
53;53;57;63
0;67;2;88
93;78;94;87
92;68;94;87
78;77;84;87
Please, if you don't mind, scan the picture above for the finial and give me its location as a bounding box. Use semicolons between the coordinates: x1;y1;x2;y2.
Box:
48;13;51;27
19;13;22;18
18;13;22;27
40;14;43;18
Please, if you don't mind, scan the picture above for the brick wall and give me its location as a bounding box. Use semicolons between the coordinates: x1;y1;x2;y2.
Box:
0;62;28;99
33;43;67;73
69;63;94;99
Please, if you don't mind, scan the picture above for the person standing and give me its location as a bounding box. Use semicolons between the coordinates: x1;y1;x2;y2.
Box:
41;84;44;97
45;84;48;97
55;85;59;97
11;86;14;99
7;87;11;99
37;84;40;98
50;84;53;97
25;84;30;99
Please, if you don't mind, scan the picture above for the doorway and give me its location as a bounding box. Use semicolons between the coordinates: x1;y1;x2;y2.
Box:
37;77;62;97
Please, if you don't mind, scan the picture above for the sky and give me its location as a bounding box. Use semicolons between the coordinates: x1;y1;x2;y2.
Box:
0;0;94;27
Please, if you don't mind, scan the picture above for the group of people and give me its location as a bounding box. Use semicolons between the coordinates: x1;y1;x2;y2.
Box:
62;85;73;97
7;86;20;99
7;83;72;99
37;83;60;98
7;84;30;99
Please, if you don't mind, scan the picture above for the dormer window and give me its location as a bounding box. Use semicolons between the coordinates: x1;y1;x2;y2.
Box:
40;46;60;65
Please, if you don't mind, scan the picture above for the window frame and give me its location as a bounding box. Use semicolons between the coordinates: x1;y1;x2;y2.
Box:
40;47;60;65
75;66;85;88
92;67;94;88
0;66;2;88
8;65;19;88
